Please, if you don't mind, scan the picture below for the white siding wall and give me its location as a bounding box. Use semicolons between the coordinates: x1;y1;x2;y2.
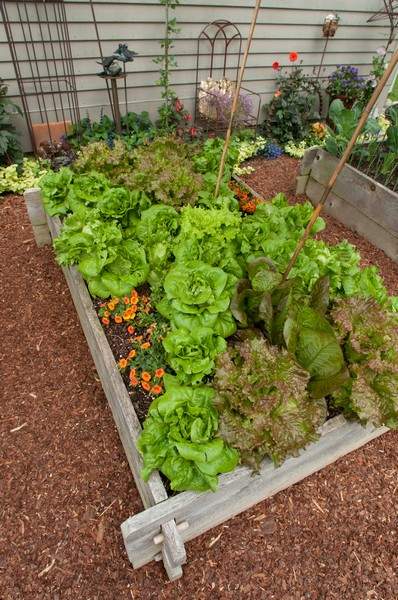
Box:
0;0;395;147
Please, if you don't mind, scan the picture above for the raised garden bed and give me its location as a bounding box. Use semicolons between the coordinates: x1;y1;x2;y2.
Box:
24;186;389;581
297;147;398;262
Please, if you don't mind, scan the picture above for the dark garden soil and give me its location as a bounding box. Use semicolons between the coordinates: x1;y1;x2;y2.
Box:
1;164;398;600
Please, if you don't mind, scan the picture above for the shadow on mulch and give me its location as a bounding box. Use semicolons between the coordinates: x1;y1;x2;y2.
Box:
1;185;397;600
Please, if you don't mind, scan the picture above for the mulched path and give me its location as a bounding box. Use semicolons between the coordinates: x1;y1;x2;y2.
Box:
1;161;398;599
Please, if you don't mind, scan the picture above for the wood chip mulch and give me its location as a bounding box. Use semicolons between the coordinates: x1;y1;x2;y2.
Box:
1;175;398;599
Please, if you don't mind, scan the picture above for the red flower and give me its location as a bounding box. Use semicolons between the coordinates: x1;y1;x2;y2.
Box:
175;99;183;112
184;113;192;121
272;61;280;71
189;127;197;137
289;52;298;62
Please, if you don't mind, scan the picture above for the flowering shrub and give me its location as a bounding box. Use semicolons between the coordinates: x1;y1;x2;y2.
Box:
263;53;320;144
326;65;366;105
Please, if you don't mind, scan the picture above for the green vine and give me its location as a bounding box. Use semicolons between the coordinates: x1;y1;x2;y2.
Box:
154;0;180;130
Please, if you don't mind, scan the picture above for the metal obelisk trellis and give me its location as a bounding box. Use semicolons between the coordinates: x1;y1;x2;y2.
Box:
0;0;81;153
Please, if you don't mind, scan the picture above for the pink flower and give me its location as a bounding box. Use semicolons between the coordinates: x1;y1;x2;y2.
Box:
189;127;197;137
274;90;281;98
184;113;192;121
272;61;280;71
175;99;183;112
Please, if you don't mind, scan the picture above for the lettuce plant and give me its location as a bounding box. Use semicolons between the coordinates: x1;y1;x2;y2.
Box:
73;139;136;189
67;171;110;212
163;326;227;384
330;297;398;427
232;261;346;397
138;377;239;491
162;261;234;318
40;167;73;216
213;335;326;468
173;205;243;276
135;204;180;286
53;208;148;297
131;137;203;208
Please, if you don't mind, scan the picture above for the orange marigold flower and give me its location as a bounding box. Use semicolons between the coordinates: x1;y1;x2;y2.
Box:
114;315;123;324
113;298;120;305
141;342;151;350
130;376;139;386
123;296;130;304
101;317;110;326
151;385;163;395
142;371;151;382
141;381;151;392
127;325;135;335
155;368;165;378
103;310;110;317
136;335;143;342
130;290;139;304
108;302;115;311
118;358;128;369
123;310;132;321
129;368;136;378
128;349;136;359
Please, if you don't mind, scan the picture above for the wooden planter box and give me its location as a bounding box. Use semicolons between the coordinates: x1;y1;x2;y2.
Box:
24;187;389;581
297;147;398;262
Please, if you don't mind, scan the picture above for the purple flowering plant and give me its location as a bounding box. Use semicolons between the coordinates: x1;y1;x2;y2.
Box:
326;65;366;102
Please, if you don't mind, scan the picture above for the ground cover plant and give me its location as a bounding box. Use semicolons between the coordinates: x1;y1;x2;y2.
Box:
40;132;398;493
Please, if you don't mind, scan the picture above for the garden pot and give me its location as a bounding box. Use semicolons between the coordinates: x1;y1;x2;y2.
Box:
32;120;71;152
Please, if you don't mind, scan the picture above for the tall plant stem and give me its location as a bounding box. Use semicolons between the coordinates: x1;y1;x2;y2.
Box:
164;1;170;129
214;0;262;197
282;48;398;282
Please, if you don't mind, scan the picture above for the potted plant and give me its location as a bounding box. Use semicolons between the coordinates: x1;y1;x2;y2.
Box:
326;65;366;108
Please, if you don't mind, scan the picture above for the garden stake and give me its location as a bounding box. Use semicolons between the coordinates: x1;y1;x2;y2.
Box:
282;48;398;281
214;0;262;198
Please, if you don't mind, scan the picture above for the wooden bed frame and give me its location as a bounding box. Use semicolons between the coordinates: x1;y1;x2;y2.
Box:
24;187;388;580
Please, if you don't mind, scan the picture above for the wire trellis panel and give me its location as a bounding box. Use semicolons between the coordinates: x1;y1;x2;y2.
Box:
0;0;81;153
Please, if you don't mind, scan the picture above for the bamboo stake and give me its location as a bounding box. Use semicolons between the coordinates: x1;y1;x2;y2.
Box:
214;0;262;197
282;48;398;281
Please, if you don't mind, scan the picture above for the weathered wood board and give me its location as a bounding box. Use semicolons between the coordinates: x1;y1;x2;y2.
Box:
298;148;398;262
24;187;390;581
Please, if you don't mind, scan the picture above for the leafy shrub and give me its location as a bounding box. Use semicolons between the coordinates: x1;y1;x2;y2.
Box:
138;378;239;491
0;78;23;166
163;326;226;384
131;137;202;209
213;335;326;468
67;110;156;150
330;297;398;427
